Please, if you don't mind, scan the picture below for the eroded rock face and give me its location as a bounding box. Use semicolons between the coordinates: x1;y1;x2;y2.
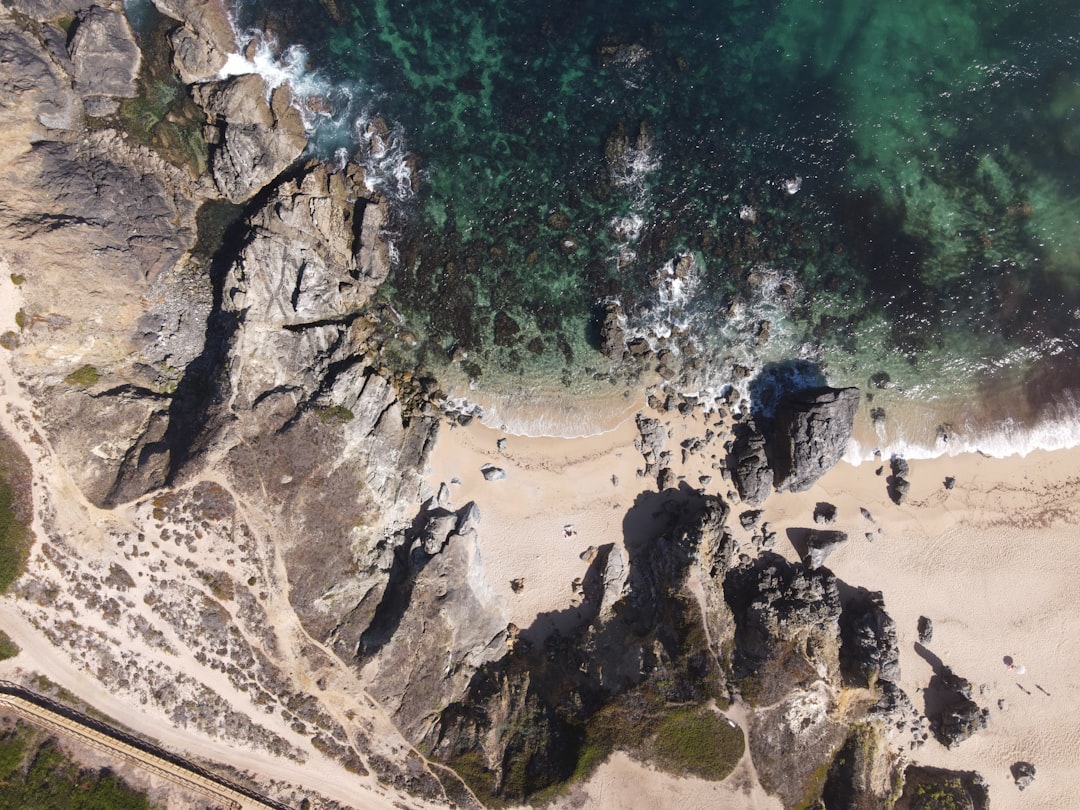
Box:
839;587;900;687
0;16;83;143
820;723;902;810
67;6;141;116
724;553;842;705
728;422;773;506
414;492;732;804
193;74;308;202
771;386;860;493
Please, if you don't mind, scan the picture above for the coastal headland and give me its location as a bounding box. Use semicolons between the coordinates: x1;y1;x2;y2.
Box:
0;2;1077;809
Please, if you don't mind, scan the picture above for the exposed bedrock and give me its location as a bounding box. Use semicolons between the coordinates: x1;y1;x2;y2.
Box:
728;421;774;506
380;491;734;804
193;74;308;203
770;386;861;493
723;553;909;808
66;5;142;116
727;386;859;506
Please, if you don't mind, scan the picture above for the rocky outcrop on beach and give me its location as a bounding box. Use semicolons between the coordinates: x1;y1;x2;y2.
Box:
728;422;774;505
724;553;843;705
598;300;628;361
413;492;734;803
927;667;988;749
840;588;900;687
802;528;848;570
1012;760;1036;790
721;551;913;808
725;386;858;506
888;456;912;504
635;412;667;480
771;386;861;492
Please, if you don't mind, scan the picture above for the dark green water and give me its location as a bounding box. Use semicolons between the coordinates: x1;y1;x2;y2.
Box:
232;0;1080;448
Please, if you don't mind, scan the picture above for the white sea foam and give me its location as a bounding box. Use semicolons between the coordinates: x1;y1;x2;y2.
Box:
845;398;1080;463
217;24;417;200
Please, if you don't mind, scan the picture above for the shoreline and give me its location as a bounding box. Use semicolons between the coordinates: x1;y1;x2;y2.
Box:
424;396;1080;810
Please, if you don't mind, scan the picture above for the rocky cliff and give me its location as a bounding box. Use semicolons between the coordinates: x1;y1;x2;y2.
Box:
0;5;986;809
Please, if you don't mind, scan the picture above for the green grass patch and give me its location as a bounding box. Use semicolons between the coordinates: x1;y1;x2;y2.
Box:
0;723;156;809
0;629;20;660
448;751;497;800
649;705;745;781
63;364;101;387
315;405;356;424
0;429;33;593
911;778;971;810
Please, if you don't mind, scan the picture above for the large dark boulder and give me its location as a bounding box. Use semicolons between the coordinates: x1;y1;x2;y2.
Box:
729;423;774;506
839;588;900;687
771;387;860;492
928;667;988;749
803;529;847;570
597;301;627;360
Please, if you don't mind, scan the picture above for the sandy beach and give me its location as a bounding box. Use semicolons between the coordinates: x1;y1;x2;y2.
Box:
426;404;1080;810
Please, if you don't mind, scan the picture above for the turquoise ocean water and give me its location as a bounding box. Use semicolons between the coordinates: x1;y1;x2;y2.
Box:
224;0;1080;451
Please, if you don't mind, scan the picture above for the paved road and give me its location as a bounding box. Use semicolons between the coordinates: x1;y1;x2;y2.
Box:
0;684;282;810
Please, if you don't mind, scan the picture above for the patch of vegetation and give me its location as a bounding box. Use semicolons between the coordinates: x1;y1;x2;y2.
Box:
911;778;971;810
447;752;496;802
0;332;18;351
107;5;208;174
63;365;101;387
13;310;27;330
0;722;156;809
649;706;744;781
315;405;356;424
53;14;75;34
9;274;24;286
0;429;33;593
199;570;234;601
793;760;833;810
0;629;20;660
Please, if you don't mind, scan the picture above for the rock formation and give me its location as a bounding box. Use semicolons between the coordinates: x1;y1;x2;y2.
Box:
771;386;860;492
803;529;848;570
1011;760;1036;790
839;588;900;687
927;666;988;748
597;300;627;360
728;422;773;505
194;74;308;202
67;6;142;116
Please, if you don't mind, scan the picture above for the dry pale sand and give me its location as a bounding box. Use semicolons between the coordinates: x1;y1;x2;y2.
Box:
426;404;1080;810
